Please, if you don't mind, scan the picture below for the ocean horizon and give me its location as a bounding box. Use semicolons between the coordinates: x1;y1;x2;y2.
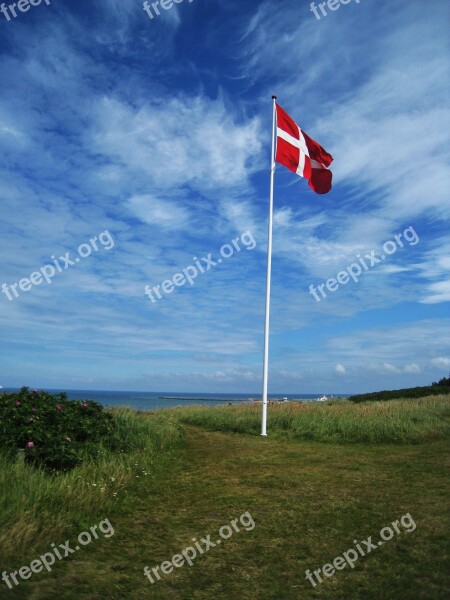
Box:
0;388;349;411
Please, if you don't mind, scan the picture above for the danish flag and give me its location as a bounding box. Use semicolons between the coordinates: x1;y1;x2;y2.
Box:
275;103;333;194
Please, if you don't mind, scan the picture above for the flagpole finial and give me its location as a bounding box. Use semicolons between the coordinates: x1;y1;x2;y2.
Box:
272;95;277;100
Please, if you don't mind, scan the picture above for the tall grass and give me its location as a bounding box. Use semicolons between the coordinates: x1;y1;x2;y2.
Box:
170;395;450;444
0;409;184;563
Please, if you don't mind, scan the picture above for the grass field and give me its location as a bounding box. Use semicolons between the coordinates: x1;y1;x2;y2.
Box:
0;397;449;599
170;395;450;443
0;409;184;560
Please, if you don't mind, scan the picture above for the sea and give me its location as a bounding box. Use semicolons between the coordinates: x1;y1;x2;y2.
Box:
0;389;348;411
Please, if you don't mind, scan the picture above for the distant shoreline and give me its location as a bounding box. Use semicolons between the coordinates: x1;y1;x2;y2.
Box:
159;396;252;402
1;388;349;411
158;396;337;403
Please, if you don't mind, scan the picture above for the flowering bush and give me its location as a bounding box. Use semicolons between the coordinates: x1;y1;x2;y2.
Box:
0;387;115;472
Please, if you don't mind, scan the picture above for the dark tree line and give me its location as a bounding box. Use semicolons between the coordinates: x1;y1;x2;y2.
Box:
349;375;450;403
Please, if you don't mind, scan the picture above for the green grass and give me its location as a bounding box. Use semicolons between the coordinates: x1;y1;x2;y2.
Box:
169;395;450;443
0;409;184;561
0;400;449;599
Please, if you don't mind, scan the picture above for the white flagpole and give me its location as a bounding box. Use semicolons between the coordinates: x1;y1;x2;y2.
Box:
261;95;277;436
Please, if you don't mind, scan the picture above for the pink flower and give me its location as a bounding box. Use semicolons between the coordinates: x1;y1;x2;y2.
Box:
27;441;34;448
55;404;62;411
16;401;21;407
32;408;37;413
81;402;88;408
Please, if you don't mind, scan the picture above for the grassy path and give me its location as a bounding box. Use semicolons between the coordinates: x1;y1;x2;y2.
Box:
5;427;450;599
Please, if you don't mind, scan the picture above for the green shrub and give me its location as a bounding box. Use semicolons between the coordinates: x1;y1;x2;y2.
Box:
349;385;450;402
348;375;450;402
0;387;115;472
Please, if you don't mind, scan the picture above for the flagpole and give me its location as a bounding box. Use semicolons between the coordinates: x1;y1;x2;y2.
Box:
261;95;277;436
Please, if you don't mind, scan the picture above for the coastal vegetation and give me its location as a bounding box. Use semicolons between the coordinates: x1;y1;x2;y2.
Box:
0;391;448;599
169;395;450;444
0;400;184;567
348;375;450;402
0;387;116;472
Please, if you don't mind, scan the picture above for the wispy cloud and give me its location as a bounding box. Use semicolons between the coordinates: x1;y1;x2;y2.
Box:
0;0;448;393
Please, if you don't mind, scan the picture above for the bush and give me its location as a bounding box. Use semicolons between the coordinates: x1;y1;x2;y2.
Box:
349;385;450;402
0;387;115;472
432;375;450;387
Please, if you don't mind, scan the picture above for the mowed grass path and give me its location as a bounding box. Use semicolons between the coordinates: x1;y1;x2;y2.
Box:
4;424;449;599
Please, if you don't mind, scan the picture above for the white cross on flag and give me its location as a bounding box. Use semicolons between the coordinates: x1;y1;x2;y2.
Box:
275;103;333;194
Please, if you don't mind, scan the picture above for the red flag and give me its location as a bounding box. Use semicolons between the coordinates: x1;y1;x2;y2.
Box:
275;104;333;194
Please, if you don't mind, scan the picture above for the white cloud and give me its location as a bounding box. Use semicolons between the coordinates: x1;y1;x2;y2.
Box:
0;0;448;394
431;357;450;369
421;280;450;304
379;265;414;275
273;207;294;228
126;195;191;230
89;96;263;197
237;0;450;314
404;363;421;374
335;363;346;375
381;363;401;375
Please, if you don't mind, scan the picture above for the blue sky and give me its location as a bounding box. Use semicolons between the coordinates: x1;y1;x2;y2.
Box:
0;0;449;394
